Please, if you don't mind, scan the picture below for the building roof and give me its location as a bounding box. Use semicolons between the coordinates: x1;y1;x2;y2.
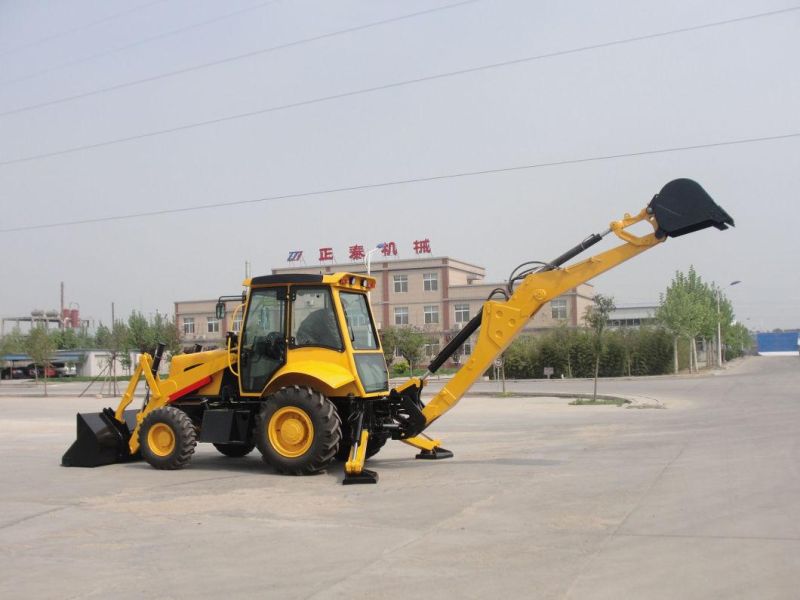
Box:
609;305;658;320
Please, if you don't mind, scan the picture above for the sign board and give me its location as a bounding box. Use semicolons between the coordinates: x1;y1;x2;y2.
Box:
493;358;503;368
543;366;554;378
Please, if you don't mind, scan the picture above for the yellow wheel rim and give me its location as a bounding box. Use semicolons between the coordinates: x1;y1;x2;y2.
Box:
147;423;176;457
268;406;314;458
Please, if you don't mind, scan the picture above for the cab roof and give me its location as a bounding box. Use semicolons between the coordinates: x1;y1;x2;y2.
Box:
245;272;376;289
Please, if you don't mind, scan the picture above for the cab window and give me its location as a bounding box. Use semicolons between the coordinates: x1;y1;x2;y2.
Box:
340;292;379;350
291;287;342;350
240;288;286;393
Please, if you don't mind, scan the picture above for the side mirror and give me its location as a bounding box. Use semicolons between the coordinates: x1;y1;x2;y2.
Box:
215;302;225;320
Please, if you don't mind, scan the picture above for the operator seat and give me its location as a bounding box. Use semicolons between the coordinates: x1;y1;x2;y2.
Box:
296;308;341;348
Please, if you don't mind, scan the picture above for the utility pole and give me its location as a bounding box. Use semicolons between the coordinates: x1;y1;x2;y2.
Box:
111;302;117;396
364;243;385;304
717;280;741;367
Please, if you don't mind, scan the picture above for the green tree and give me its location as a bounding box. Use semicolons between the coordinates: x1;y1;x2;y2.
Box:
723;322;753;360
0;328;27;355
26;325;56;396
1;328;28;382
94;323;112;349
127;310;181;358
94;320;130;377
151;312;182;356
584;294;615;401
127;311;155;354
503;335;537;379
656;267;716;373
52;328;80;350
379;328;398;365
112;320;132;371
380;326;429;375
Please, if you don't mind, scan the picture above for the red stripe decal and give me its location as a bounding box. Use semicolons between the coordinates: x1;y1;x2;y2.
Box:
168;375;213;402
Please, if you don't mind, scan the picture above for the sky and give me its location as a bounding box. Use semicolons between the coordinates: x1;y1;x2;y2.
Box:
0;0;798;333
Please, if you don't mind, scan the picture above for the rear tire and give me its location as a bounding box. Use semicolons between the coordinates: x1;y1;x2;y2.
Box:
256;386;341;475
139;406;196;470
213;441;256;458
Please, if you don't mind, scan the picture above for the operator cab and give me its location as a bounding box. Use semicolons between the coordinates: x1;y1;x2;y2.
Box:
234;273;387;398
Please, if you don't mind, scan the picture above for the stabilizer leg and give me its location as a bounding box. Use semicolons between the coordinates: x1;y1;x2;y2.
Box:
343;406;378;485
402;435;454;460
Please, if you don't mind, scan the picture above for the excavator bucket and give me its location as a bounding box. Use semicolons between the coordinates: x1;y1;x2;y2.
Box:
61;408;140;467
649;178;734;238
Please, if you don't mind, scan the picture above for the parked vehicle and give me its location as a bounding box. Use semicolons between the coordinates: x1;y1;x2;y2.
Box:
27;365;57;378
52;362;77;377
1;366;26;380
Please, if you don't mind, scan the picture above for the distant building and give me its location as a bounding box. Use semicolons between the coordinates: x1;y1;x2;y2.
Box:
172;298;236;349
175;256;594;361
608;304;658;329
756;331;800;356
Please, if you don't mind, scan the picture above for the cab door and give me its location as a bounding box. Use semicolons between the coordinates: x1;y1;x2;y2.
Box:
239;287;287;394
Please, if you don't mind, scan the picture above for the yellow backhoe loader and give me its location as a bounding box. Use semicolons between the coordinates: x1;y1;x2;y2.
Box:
62;179;733;484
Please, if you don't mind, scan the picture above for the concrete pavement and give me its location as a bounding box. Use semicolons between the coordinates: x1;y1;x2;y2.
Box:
0;356;798;599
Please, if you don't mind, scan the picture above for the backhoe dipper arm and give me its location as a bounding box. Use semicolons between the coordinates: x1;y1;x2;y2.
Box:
413;178;734;431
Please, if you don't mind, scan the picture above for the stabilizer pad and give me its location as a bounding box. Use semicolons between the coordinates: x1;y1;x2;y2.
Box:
343;469;379;485
416;447;454;460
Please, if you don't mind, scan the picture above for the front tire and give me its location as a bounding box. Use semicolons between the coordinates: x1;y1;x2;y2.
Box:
256;386;341;475
139;406;196;470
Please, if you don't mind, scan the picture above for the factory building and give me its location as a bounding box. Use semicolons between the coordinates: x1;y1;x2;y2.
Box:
174;256;594;359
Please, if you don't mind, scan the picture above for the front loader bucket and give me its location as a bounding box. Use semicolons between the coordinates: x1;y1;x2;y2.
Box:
61;409;140;467
649;179;734;238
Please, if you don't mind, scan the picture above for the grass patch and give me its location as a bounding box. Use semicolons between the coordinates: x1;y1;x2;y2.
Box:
569;396;630;406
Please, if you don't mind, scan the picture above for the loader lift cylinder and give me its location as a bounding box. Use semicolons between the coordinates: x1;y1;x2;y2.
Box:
150;343;166;377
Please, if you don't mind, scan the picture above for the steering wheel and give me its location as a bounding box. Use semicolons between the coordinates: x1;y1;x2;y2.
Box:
263;331;285;360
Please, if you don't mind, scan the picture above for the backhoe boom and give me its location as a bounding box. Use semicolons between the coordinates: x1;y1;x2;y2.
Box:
412;177;734;431
420;210;661;427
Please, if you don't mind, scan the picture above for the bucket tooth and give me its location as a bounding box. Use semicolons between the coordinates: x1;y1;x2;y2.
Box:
649;179;734;238
61;409;139;467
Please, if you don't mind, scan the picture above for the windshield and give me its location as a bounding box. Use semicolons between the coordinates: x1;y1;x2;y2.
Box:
339;292;379;350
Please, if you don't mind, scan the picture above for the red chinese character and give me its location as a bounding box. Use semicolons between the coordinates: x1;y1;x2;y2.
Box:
318;247;334;261
381;241;397;257
349;244;365;260
413;238;432;254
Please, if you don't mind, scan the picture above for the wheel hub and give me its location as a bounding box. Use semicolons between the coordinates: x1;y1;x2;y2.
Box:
268;406;314;458
147;423;175;457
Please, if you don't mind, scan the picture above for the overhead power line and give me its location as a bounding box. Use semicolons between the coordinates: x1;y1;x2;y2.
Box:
1;131;797;234
0;5;797;168
0;0;482;117
0;0;281;87
0;0;168;58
